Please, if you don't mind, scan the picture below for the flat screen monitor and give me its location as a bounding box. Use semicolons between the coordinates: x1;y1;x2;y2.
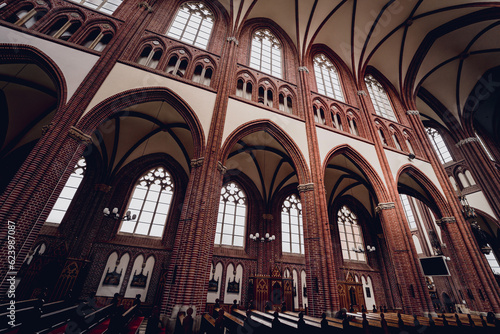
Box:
419;256;450;276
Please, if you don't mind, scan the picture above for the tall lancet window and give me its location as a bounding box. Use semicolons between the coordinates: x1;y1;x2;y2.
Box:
120;167;174;237
426;128;453;164
364;75;397;122
281;194;304;254
215;182;247;247
167;2;214;49
313;54;344;102
46;157;86;224
250;29;282;78
338;205;366;262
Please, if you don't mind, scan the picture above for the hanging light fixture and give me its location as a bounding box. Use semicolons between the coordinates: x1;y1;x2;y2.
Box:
249;232;275;242
103;207;137;221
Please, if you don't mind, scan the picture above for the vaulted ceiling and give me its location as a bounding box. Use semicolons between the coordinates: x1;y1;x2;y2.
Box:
219;0;500;132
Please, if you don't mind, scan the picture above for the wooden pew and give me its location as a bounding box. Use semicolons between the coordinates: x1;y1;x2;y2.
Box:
201;313;216;334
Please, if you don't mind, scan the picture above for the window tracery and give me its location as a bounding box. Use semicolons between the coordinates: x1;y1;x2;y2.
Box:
281;194;304;254
313;54;344;102
120;167;174;237
250;29;282;78
167;2;214;50
337;205;365;262
215;182;247;247
365;75;397;122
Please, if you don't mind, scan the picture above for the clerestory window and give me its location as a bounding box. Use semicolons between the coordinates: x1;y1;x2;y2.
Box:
313;54;344;102
167;2;214;49
250;29;282;78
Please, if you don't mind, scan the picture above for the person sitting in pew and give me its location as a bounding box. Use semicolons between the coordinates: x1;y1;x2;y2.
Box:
361;305;366;313
372;305;377;313
335;308;347;319
231;299;238;313
298;312;306;331
214;308;225;334
321;313;329;333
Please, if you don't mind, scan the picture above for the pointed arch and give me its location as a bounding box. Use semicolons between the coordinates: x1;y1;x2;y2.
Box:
220;120;311;185
76;87;205;158
396;164;450;218
323;145;389;203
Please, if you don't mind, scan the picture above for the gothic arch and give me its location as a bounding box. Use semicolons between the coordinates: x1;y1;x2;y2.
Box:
396;164;450;218
323;144;389;203
220;120;311;185
76;87;205;158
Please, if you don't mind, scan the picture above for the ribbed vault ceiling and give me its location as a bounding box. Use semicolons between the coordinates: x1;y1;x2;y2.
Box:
220;0;500;130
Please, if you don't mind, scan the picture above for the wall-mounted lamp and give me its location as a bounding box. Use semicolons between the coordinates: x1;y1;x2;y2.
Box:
249;232;275;242
408;153;416;161
352;245;376;253
103;207;136;221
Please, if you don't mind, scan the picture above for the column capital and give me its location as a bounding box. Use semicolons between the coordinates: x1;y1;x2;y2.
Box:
297;183;314;193
226;37;239;45
68;126;92;144
138;1;153;12
455;137;479;148
375;202;395;213
298;66;310;73
217;161;227;175
94;184;112;193
436;217;456;225
357;90;367;96
190;157;204;168
406;110;420;116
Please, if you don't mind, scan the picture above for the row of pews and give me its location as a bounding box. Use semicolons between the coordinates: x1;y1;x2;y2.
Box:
0;298;140;334
201;307;499;334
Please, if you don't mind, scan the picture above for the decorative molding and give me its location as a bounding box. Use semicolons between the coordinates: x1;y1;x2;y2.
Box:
190;157;204;168
227;37;239;45
68;126;92;144
455;137;479;148
298;66;310;73
406;110;420;115
375;202;395;212
138;1;153;12
94;184;112;193
217;161;227;175
297;183;314;193
41;123;54;135
357;90;367;96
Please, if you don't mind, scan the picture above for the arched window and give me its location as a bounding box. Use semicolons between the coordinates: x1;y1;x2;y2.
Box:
215;182;247;247
7;5;47;28
166;55;188;77
426;128;452;164
47;16;82;41
193;64;213;86
167;2;214;49
313;54;344;102
119;167;174;237
250;29;282;78
81;28;113;51
68;0;123;15
337;205;365;262
281;194;304;254
391;129;402;150
137;46;162;69
400;194;417;229
404;131;415;155
46;157;86;224
364;75;397;122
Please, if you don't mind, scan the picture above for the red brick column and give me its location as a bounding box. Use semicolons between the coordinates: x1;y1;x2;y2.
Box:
296;66;339;316
355;90;434;315
161;35;240;327
0;126;90;296
406;111;500;313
